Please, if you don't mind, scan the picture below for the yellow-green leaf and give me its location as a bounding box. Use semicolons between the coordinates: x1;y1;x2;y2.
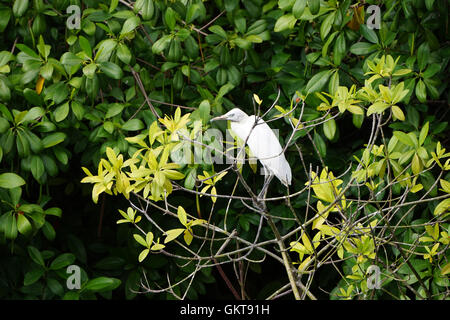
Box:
184;229;193;245
441;262;450;276
177;206;187;226
164;228;185;243
391;105;405;121
412;153;421;175
133;234;148;247
440;179;450;193
189;219;207;227
151;243;165;251
145;231;154;246
138;249;149;262
434;198;450;217
302;232;313;253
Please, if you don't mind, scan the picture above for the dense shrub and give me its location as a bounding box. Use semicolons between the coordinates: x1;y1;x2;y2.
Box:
0;0;448;300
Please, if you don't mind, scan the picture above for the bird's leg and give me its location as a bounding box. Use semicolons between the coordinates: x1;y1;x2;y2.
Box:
258;172;274;200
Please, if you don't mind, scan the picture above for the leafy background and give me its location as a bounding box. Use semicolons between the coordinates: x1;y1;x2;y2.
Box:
0;0;448;299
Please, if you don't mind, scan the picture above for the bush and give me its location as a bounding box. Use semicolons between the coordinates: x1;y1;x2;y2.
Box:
0;0;448;300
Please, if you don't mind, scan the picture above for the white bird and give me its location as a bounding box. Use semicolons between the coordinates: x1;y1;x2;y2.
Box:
211;108;292;197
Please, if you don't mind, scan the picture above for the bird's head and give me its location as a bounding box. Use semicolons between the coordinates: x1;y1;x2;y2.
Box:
210;108;248;123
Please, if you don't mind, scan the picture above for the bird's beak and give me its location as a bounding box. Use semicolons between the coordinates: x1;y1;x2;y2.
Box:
210;115;228;122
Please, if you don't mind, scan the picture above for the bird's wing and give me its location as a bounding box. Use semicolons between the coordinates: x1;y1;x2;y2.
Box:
233;116;292;185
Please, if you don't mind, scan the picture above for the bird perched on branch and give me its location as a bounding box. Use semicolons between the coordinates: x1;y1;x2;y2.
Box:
211;108;292;198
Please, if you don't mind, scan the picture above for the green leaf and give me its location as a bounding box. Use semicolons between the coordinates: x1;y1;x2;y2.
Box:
133;233;148;247
349;42;377;55
177;206;187;227
185;3;200;24
99;61;123;79
13;0;29;17
320;11;335;40
323;116;336;140
28;245;45;266
391;105;405;121
47;278;64;296
209;25;227;39
30;155;45;181
82;63;97;78
0;79;11;101
184;168;196;190
109;0;119;12
198;100;211;124
274;14;297;32
120;16;140;35
138;249;149;262
417;42;430;71
411;153;421;175
0;173;26;189
16;43;39;60
305;70;331;94
42;132;66;148
117;43;132;64
184;229;193;245
164;228;185;244
419;122;429;146
333;34;346;65
441;262;450;276
360;24;378;44
40;62;53;80
3;213;17;239
293;0;307;19
307;0;320;15
50;253;76;270
140;0;155;20
53;146;68;165
83;277;121;292
322;31;337;57
313;131;326;158
415;79;427;103
54;102;70;122
21;106;45;124
78;36;92;58
122;118;144;131
152;35;171;54
434;198;450;216
0;8;11;32
45;207;62;217
164;7;176;30
234;38;251;50
95;39;117;62
422;63;440;78
105;103;124;119
0;117;9;133
17;214;32;235
367;101;389;115
71;101;85;120
24;266;45;286
393;131;415;147
62;291;80;300
353;113;364;129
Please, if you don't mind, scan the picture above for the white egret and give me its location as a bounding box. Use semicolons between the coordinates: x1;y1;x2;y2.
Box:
211;108;292;198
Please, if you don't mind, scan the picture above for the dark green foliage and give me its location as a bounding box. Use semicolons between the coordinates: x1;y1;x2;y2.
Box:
0;0;448;300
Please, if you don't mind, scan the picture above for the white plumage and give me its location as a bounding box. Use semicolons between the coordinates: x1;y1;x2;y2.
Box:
211;108;292;187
